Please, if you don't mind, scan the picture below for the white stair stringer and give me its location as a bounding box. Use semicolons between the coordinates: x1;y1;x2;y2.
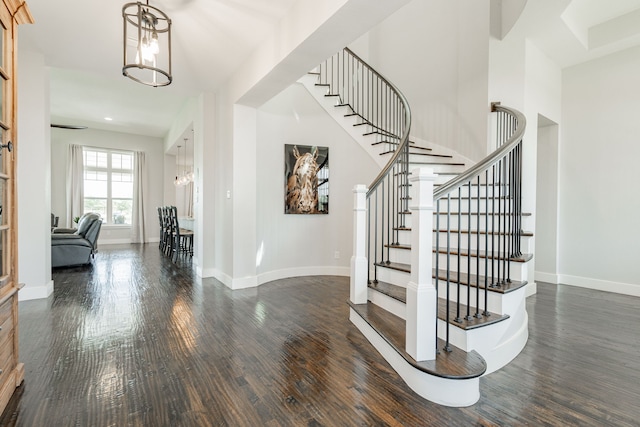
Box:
367;277;529;376
299;73;475;176
349;307;481;407
436;285;529;375
367;287;406;320
298;74;388;169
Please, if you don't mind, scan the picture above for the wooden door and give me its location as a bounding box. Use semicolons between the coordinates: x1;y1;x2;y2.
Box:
0;0;33;415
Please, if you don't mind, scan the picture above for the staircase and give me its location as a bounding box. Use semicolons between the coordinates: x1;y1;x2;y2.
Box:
303;48;532;407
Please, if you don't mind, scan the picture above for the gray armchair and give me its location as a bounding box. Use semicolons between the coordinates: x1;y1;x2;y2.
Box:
51;213;102;268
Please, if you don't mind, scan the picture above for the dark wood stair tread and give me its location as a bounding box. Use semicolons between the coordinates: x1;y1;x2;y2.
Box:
368;280;406;303
367;281;510;330
408;144;434;152
384;243;410;250
406;161;465;166
374;261;410;273
435;211;532;216
433;247;533;263
434;229;534;237
438;301;509;330
373;263;529;293
349;301;486;379
433;269;528;294
382;151;454;159
363;130;398;138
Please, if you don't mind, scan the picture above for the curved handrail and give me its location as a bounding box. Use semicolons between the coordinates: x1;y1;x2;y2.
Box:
341;48;411;196
366;101;412;196
434;103;525;199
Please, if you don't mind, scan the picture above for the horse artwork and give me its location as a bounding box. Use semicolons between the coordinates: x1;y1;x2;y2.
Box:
284;144;329;214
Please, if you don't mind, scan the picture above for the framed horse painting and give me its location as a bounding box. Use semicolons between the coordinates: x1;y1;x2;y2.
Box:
284;144;329;214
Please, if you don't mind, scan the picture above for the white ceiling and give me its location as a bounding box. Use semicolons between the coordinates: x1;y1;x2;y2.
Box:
20;0;298;138
19;0;640;140
507;0;640;68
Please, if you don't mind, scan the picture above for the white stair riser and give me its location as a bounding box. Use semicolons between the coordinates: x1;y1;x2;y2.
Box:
387;247;411;265
433;232;532;252
394;231;532;253
367;287;406;320
387;241;529;264
366;280;523;321
432;214;533;231
436;198;514;213
437;282;510;315
375;266;410;287
372;254;527;286
448;185;511;199
397;230;411;245
407;162;465;174
434;253;528;282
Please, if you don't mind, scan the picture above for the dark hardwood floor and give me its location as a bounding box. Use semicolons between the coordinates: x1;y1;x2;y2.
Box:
1;244;638;426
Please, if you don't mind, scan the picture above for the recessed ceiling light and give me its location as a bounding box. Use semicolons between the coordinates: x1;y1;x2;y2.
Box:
104;117;113;121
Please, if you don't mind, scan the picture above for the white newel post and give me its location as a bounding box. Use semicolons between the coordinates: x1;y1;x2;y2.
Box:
350;184;368;304
406;168;437;361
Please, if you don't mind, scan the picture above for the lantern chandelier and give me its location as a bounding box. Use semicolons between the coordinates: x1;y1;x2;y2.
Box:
122;1;172;87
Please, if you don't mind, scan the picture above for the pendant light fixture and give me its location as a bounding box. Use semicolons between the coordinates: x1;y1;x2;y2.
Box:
122;1;172;87
183;138;193;184
174;145;182;186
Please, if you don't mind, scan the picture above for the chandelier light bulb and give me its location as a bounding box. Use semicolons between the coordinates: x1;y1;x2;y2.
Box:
122;1;172;87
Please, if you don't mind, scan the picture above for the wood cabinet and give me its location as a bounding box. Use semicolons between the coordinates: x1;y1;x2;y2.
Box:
0;0;33;415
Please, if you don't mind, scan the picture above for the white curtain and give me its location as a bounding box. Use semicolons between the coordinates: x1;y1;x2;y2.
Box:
186;181;194;217
66;144;84;227
132;151;147;243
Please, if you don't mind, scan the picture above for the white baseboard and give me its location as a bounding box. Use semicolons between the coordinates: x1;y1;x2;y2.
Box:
19;280;54;301
210;269;232;288
535;271;558;284
525;281;537;297
257;266;350;286
558;274;640;298
99;238;133;245
232;275;259;290
201;266;350;290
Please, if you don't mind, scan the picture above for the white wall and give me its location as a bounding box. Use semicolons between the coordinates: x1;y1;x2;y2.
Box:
51;128;165;244
489;6;563;293
354;0;491;162
560;47;640;296
535;118;559;281
255;83;379;282
17;49;53;301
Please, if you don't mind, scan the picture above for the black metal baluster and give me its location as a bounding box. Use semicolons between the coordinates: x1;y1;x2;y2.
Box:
445;195;452;352
435;200;441;352
497;159;502;287
484;169;490;316
367;196;371;284
386;175;391;263
466;181;472;320
475;175;482;318
455;189;462;323
374;190;378;282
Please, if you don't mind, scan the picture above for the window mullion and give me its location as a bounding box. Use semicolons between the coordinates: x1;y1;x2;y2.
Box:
107;152;113;224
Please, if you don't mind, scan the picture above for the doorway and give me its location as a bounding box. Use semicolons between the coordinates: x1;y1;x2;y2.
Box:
535;114;559;283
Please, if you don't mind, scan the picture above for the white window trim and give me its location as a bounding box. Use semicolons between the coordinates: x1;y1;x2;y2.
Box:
83;147;134;226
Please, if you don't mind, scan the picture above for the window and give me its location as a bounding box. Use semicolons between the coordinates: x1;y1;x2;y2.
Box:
83;148;134;225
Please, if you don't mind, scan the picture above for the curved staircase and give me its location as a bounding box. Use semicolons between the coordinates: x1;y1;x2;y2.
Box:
302;48;532;407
